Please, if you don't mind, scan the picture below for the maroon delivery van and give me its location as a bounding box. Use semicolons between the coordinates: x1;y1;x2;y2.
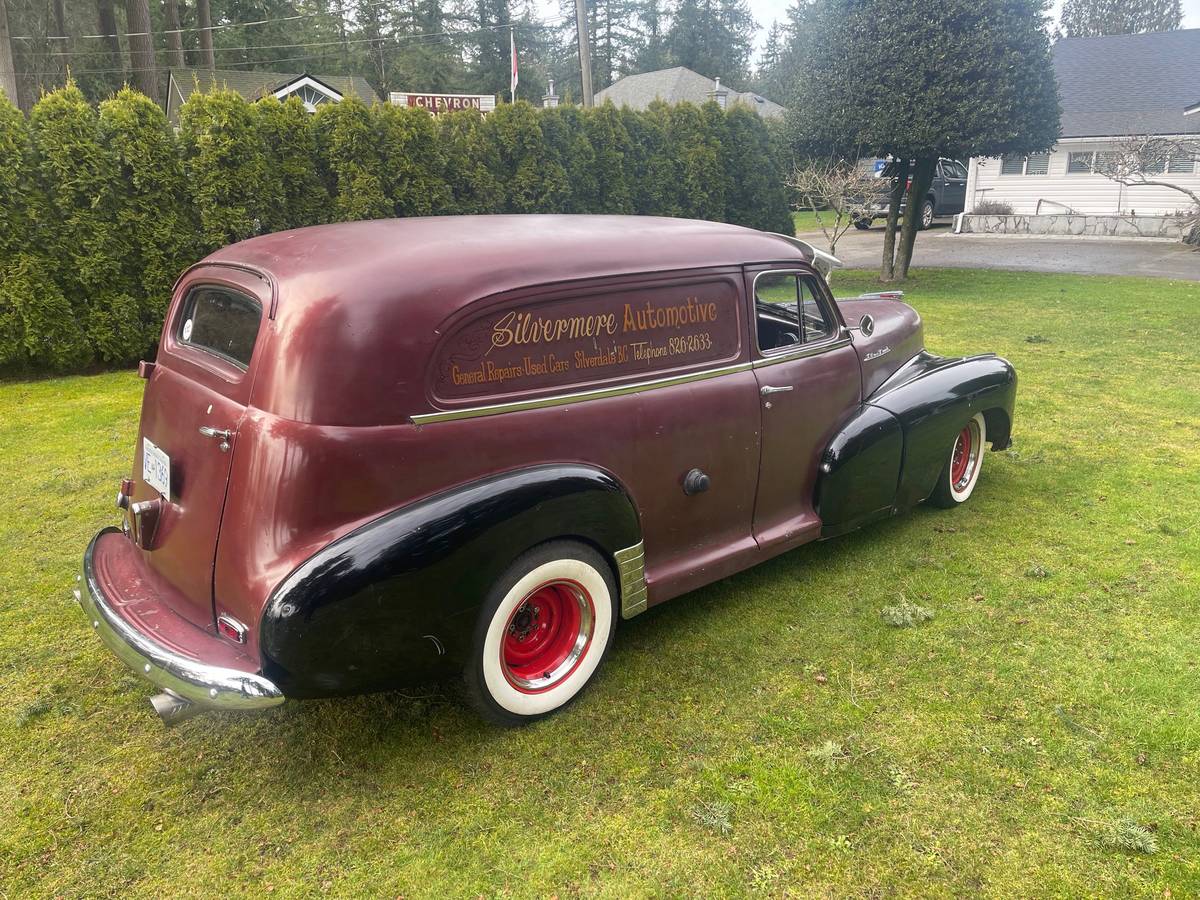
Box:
76;216;1015;726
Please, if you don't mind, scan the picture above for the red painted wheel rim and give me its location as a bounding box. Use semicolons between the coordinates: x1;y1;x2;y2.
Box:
950;425;972;486
950;419;982;491
501;579;595;694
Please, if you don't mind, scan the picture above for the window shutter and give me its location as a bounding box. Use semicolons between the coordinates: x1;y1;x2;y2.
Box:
1000;155;1023;175
1025;153;1049;175
1067;152;1094;174
1166;153;1195;175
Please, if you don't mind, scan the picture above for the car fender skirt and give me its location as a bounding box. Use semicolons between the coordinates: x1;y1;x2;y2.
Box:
260;464;641;698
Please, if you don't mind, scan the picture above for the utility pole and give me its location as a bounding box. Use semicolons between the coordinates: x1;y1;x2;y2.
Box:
574;0;593;107
0;0;19;106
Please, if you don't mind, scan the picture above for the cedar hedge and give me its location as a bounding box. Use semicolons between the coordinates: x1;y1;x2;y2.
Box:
0;84;793;373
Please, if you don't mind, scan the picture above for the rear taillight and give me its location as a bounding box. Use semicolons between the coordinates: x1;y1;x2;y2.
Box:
217;615;247;643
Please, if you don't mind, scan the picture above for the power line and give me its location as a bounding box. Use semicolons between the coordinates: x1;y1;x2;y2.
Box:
10;17;566;59
2;18;567;79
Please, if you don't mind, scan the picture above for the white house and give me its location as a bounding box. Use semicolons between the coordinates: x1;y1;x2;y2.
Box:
965;29;1200;216
165;69;379;122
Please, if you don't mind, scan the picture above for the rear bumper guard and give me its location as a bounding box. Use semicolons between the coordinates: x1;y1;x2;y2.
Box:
76;527;285;714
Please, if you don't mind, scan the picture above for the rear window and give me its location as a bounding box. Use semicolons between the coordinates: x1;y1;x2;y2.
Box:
177;287;262;370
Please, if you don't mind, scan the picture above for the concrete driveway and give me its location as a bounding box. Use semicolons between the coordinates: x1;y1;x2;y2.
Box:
797;223;1200;281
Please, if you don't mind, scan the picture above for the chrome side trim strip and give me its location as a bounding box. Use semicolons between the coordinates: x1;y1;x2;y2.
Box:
411;361;753;424
614;540;647;619
78;528;285;712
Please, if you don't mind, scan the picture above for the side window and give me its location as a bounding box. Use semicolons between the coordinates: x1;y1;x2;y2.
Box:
754;272;835;352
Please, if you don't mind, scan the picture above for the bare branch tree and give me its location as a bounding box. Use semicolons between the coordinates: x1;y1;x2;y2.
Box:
788;158;886;257
1094;134;1200;246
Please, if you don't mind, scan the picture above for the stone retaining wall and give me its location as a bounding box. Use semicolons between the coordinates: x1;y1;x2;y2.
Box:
958;214;1187;239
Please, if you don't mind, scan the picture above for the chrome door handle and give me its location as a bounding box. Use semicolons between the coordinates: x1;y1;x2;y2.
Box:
198;426;233;452
760;385;794;396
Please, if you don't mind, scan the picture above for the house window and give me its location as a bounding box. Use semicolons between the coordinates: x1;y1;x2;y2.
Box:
1000;154;1049;175
1000;155;1024;175
1167;153;1196;175
1067;152;1094;173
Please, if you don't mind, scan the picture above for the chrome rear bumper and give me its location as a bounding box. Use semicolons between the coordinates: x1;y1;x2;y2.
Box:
77;528;285;714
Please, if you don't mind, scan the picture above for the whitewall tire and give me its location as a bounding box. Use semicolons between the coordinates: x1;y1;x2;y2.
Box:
929;412;987;508
465;541;616;725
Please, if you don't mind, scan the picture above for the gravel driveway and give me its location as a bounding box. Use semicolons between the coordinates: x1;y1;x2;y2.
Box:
798;224;1200;281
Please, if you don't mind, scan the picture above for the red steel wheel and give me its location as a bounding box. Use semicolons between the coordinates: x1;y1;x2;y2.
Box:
466;541;616;725
500;580;595;694
929;412;987;508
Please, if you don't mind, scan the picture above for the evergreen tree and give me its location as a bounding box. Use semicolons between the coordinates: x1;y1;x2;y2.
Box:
538;105;596;212
374;102;451;216
666;0;756;85
0;93;30;265
628;101;681;215
99;87;195;348
788;0;1060;279
255;95;331;230
584;103;633;213
438;109;503;214
631;0;671;72
178;87;285;250
0;253;90;370
27;82;120;361
312;96;391;221
721;104;791;231
1059;0;1182;36
666;101;724;220
481;101;568;212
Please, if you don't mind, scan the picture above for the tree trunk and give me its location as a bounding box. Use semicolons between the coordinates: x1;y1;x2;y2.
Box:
895;156;935;280
0;0;20;107
196;0;215;68
163;0;184;68
125;0;159;101
51;0;68;82
97;0;124;69
880;157;910;282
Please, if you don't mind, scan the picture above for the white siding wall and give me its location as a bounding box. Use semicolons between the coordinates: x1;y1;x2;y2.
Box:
966;140;1200;216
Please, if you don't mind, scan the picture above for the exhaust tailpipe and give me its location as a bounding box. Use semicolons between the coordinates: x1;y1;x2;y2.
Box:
150;691;200;726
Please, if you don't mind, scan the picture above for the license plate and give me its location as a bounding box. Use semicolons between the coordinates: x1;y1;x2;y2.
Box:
142;437;171;500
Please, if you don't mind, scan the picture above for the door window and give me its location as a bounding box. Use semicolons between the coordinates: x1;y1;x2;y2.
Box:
754;272;835;352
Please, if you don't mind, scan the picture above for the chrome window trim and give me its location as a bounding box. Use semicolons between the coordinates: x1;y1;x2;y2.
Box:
751;268;844;358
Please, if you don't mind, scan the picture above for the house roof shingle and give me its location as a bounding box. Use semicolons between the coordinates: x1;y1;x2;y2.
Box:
165;67;379;121
1053;28;1200;137
594;66;785;118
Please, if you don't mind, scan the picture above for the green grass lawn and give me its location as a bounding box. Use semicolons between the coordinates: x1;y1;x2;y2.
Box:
792;209;825;233
3;268;1200;896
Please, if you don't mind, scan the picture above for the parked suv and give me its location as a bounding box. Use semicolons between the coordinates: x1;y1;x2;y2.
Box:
856;158;969;229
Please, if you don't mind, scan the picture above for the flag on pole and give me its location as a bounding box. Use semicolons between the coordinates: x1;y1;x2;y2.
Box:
510;27;518;102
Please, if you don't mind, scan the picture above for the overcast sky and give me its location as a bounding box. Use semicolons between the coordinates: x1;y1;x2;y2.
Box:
742;0;1200;54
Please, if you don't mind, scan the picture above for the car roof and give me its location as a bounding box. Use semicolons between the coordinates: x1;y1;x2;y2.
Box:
202;215;810;311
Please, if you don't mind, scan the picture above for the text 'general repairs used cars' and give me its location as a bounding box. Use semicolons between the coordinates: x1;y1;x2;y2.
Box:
76;216;1016;726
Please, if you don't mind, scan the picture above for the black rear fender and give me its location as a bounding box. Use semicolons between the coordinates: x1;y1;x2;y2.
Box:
260;464;641;698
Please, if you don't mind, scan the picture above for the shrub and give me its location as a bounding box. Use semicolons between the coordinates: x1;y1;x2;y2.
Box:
0;89;795;372
255;96;330;230
0;254;91;371
178;87;284;250
312;97;390;221
973;200;1014;215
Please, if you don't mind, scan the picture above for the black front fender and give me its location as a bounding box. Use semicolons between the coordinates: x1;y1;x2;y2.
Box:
815;352;1016;536
261;464;641;698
